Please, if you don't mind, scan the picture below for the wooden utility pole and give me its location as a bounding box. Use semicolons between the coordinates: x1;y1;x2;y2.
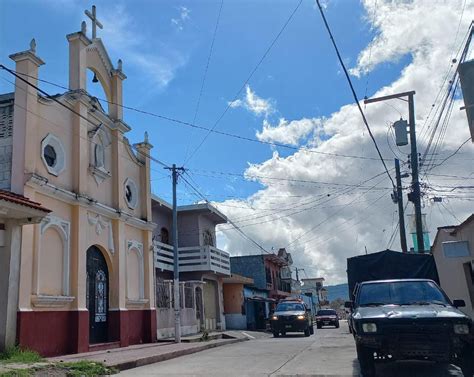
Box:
364;91;425;253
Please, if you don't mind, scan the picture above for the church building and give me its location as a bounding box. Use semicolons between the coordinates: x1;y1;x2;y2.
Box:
0;7;156;356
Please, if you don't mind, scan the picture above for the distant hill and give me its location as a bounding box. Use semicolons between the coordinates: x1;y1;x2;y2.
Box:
325;283;349;302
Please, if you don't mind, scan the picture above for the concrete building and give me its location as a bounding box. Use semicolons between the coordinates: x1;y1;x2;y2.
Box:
0;11;156;356
432;214;474;318
222;274;255;330
230;254;291;302
301;277;327;309
152;196;231;338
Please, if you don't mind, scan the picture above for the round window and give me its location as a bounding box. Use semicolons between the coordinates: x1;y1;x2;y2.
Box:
44;144;57;167
123;178;138;209
125;184;133;203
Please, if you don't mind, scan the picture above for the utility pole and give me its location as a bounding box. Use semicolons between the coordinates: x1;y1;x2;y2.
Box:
394;159;408;253
165;164;185;343
364;91;425;253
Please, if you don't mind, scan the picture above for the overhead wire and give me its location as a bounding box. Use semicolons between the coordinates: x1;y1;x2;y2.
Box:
314;0;395;188
183;0;304;166
0;65;170;169
182;0;224;164
0;67;393;163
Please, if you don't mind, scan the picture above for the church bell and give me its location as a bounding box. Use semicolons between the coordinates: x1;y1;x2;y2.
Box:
92;72;99;83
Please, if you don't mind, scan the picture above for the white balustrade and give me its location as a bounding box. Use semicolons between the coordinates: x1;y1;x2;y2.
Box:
154;242;230;275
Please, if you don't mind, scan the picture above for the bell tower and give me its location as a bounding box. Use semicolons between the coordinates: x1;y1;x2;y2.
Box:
66;5;126;120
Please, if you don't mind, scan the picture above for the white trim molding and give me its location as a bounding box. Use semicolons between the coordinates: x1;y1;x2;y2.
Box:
25;173;156;231
31;295;75;308
41;133;66;176
126;239;145;301
87;212;115;253
36;215;71;296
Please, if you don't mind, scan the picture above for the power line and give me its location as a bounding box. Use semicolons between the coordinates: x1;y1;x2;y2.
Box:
425;137;471;172
208;171;392;231
183;0;224;164
314;0;395;188
180;172;270;255
188;168;394;189
284;174;390;249
183;0;303;166
0;64;170;169
0;67;393;162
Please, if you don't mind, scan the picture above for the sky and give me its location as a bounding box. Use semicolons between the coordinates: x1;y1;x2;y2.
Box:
1;0;473;284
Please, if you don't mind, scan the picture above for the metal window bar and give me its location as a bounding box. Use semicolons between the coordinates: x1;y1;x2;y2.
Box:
184;283;194;309
156;278;172;308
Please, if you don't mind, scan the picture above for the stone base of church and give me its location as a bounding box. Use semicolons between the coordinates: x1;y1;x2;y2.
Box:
17;309;156;357
109;309;157;347
16;310;89;357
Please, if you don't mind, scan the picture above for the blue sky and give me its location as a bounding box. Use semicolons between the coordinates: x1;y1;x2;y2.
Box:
1;1;472;282
0;0;406;203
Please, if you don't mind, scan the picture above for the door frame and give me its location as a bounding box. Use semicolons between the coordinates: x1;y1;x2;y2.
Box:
86;245;110;344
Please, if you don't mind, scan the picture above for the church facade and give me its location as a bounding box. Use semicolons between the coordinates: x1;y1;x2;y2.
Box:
0;12;156;356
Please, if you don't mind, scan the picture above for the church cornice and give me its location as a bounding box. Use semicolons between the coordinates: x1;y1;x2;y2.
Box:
66;31;92;46
39;90;132;133
86;39;114;78
25;173;155;231
123;137;144;167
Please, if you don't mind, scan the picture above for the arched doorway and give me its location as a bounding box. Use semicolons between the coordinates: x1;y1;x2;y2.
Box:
86;246;109;344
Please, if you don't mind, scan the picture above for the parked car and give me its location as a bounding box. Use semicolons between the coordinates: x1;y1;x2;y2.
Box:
347;279;474;377
270;299;314;337
315;309;339;329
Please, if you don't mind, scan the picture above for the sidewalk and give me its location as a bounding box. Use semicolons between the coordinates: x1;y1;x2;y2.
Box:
49;332;249;371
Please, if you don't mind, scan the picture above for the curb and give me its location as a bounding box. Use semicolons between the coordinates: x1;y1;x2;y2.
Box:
112;337;248;371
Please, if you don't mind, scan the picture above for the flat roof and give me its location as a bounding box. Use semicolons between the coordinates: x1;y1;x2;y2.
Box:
151;195;228;224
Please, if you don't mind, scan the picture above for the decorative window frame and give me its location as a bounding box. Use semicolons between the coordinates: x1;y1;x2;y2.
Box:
88;126;112;185
33;215;73;306
126;239;147;306
124;178;138;210
41;133;66;176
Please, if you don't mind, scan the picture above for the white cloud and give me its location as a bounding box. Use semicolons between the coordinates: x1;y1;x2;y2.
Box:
171;6;191;31
229;85;275;117
256;118;323;146
216;0;474;284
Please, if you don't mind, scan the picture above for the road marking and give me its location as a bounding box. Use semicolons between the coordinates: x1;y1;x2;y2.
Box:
241;332;255;339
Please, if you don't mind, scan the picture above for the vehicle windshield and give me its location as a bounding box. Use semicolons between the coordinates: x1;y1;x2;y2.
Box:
275;303;305;312
317;310;336;316
357;281;449;307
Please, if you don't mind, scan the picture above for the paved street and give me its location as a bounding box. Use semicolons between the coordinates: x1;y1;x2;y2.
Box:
119;322;464;377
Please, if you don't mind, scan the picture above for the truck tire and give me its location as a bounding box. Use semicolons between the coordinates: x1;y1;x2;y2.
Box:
310;326;314;335
304;327;311;337
460;347;474;377
356;342;375;377
317;324;322;329
335;322;340;329
273;331;279;338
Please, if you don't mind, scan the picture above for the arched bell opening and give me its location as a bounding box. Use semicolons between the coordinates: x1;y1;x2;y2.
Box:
86;68;111;114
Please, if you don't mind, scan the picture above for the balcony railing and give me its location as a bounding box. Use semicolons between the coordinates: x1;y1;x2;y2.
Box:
154;241;231;276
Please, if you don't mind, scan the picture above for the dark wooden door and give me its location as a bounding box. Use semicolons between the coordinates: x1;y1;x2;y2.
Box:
86;246;109;344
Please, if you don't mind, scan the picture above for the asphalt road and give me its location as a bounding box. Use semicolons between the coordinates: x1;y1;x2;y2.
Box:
119;322;464;377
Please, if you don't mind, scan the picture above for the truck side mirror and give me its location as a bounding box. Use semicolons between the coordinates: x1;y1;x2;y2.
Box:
453;299;466;308
344;301;353;309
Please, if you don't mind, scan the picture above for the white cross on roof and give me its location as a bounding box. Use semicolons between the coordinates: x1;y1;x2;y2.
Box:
84;5;103;39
